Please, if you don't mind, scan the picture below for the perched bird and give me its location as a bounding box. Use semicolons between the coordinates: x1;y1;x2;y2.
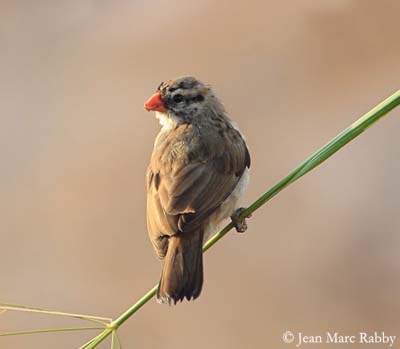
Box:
144;76;251;304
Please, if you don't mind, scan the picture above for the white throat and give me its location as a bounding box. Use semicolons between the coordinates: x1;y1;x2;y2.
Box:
155;111;179;130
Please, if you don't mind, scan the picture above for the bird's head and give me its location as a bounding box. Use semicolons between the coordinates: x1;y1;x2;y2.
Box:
144;76;225;126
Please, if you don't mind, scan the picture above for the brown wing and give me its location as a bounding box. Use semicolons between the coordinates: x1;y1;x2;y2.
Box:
146;123;250;258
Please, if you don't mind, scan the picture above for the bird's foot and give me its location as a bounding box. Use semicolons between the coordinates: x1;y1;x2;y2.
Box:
231;207;251;233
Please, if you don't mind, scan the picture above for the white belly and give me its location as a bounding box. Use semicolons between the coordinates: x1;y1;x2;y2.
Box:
204;168;249;242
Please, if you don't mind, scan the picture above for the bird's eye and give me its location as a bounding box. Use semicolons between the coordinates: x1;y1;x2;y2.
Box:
194;95;204;102
173;94;184;103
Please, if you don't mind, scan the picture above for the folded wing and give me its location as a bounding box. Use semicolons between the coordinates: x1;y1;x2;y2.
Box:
147;124;250;258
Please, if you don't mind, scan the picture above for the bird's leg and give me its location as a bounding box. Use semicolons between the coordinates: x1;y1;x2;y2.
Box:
231;207;251;233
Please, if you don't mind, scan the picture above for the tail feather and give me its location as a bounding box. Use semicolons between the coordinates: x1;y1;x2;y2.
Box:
157;229;204;304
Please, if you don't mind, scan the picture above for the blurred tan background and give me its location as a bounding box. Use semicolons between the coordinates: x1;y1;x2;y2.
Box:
1;1;400;348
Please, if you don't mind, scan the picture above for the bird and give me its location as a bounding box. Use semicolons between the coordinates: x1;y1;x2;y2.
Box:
144;76;251;304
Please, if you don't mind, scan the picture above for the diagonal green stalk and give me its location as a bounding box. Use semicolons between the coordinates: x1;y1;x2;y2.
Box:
81;90;400;348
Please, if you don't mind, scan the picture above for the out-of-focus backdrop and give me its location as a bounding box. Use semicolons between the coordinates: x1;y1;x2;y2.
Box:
1;1;400;348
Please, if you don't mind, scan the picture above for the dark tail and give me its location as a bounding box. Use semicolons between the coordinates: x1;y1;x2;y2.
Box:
157;229;204;304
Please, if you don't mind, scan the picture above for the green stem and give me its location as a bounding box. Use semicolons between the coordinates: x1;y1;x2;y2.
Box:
79;328;114;349
0;326;104;337
81;89;400;348
206;89;400;250
0;303;111;325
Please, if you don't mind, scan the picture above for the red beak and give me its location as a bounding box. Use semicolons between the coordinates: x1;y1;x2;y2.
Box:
144;92;166;112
